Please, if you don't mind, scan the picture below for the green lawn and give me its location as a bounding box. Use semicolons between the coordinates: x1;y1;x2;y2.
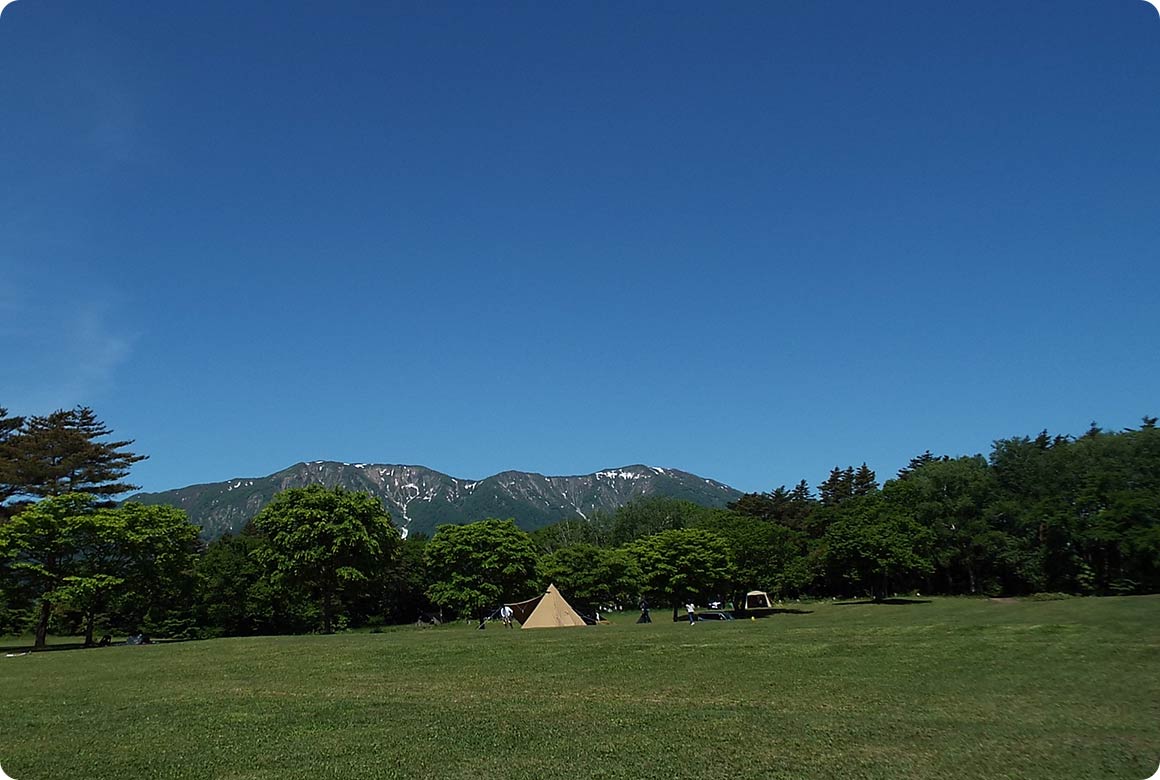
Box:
2;596;1157;779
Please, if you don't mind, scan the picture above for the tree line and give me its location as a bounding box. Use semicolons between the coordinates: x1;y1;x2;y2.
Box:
1;405;1157;645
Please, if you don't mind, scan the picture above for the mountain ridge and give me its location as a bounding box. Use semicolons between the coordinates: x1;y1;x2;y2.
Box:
129;461;743;540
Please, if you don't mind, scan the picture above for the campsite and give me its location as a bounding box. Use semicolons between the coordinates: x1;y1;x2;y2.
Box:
3;595;1157;780
4;3;1160;778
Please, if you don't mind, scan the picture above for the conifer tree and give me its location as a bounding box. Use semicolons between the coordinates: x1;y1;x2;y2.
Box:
727;492;779;520
1;406;146;503
790;479;813;503
852;463;878;496
0;407;27;506
819;466;855;506
896;450;943;480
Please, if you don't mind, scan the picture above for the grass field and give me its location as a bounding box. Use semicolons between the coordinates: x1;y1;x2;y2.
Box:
2;596;1158;779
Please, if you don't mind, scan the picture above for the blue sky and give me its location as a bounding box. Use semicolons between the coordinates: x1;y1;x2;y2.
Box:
2;1;1158;496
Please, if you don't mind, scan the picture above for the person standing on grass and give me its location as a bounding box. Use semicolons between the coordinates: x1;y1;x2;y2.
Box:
638;598;651;623
499;604;514;628
686;601;696;625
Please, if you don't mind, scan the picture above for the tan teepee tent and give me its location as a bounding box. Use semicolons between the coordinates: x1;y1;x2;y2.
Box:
506;584;587;629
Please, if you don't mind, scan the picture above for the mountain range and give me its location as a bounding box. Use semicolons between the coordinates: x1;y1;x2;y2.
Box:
129;461;743;540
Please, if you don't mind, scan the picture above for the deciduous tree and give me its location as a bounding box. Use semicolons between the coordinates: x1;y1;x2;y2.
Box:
251;485;399;633
537;543;640;611
694;510;811;599
611;497;710;546
423;518;539;619
0;493;106;648
885;456;1005;594
0;495;201;646
821;494;932;599
195;532;317;636
629;528;734;618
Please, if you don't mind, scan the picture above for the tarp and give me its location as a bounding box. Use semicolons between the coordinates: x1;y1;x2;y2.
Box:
506;584;587;629
505;594;543;625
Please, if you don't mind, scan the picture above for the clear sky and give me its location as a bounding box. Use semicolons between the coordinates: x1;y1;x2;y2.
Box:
2;1;1158;496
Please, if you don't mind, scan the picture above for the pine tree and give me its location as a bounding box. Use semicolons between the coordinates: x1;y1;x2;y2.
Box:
727;492;779;520
790;479;813;504
769;485;793;507
819;466;855;506
0;408;23;442
781;479;817;530
897;450;937;480
1032;429;1070;449
851;463;878;496
2;406;146;502
731;481;816;529
0;407;27;506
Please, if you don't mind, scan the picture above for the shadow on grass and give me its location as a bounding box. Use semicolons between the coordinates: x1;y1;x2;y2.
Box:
1;637;192;654
725;609;815;620
757;608;814;615
833;598;932;606
1;641;88;654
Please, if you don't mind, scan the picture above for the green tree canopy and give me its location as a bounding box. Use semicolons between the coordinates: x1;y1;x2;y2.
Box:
821;494;933;600
985;423;1160;594
727;480;817;531
0;495;201;646
693;510;812;599
108;502;201;639
884;455;1008;595
377;533;434;624
195;532;318;636
531;512;614;552
0;493;110;647
610;497;712;546
423;518;539;619
251;485;400;633
819;464;878;507
628;528;734;616
537;543;640;609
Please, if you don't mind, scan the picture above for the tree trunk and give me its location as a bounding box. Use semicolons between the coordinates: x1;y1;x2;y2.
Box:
322;588;334;634
967;563;977;595
83;591;106;647
34;599;52;649
874;571;889;601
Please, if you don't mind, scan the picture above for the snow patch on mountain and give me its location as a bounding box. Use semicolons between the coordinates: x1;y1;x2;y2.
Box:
131;460;742;541
597;469;645;480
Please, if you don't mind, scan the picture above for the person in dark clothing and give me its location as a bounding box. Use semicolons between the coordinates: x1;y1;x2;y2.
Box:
637;598;652;623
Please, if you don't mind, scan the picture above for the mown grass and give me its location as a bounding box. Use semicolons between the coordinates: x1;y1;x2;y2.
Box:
2;596;1158;779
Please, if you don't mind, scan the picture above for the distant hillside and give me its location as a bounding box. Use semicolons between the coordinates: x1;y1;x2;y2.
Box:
129;462;743;540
